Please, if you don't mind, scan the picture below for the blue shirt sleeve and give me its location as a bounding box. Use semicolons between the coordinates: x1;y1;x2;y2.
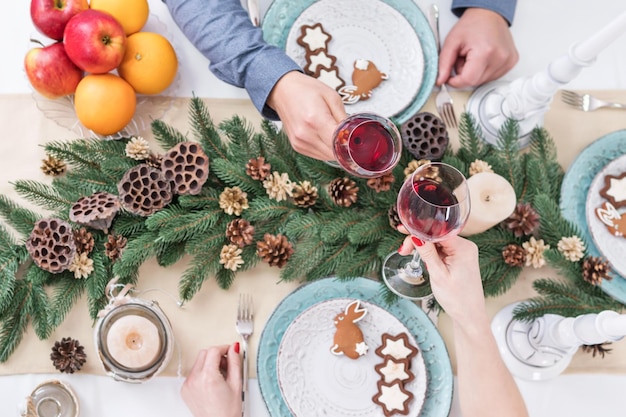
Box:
162;0;302;120
451;0;517;25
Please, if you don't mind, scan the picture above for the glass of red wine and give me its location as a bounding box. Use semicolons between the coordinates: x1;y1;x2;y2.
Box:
382;162;470;299
330;112;402;178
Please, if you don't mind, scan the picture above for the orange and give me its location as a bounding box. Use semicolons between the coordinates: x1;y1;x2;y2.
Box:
117;32;178;95
74;74;136;136
89;0;149;35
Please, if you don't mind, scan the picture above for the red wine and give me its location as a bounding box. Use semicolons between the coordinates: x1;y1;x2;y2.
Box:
398;178;463;241
334;116;398;176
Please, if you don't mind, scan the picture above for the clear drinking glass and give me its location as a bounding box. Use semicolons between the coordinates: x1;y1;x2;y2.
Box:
382;162;470;299
330;112;402;178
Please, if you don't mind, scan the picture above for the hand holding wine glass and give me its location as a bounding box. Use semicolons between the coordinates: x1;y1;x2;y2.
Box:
331;112;402;178
382;162;470;299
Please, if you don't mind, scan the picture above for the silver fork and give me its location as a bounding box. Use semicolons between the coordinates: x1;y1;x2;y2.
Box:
561;90;626;111
235;293;254;416
430;5;457;128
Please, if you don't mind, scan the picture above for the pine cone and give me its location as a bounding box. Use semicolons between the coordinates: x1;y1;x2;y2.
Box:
502;243;526;267
263;172;294;202
328;177;359;207
219;244;244;271
50;337;87;373
226;218;255;248
292;181;318;208
468;159;493;176
505;203;539;237
246;157;271;181
146;153;163;169
366;172;395;193
582;256;611;285
68;252;94;279
219;186;249;216
104;233;127;262
125;136;150;160
41;155;66;176
256;233;294;268
388;205;401;230
73;227;94;255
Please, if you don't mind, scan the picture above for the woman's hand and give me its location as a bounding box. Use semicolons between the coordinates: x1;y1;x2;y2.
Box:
181;343;242;417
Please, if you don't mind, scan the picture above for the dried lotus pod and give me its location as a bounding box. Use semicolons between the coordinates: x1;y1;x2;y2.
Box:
117;164;173;217
161;141;209;195
400;112;449;160
26;218;76;273
69;191;120;232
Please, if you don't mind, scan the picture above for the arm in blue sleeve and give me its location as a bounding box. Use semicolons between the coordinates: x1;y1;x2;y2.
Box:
162;0;302;119
451;0;517;25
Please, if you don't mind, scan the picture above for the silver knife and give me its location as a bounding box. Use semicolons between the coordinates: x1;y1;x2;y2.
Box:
247;0;260;26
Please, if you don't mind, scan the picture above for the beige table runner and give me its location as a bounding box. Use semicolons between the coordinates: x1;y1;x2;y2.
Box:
0;91;625;377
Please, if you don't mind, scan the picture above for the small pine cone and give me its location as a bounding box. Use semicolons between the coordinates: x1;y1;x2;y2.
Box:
522;237;550;269
388;205;402;229
73;227;94;255
328;177;359;207
505;203;540;237
104;233;127;262
146;153;163;169
366;172;395;193
557;235;585;262
219;244;244;271
256;233;294;268
50;337;87;373
468;159;493;176
582;256;611;286
502;243;526;267
226;218;255;248
404;159;430;180
263;172;294;202
292;181;318;208
246;157;271;181
125;136;151;160
68;252;94;279
219;186;249;216
41;155;66;176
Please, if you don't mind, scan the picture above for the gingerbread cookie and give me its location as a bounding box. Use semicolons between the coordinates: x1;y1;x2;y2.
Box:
330;300;368;359
596;201;626;237
599;172;626;209
297;23;332;52
375;356;415;384
372;380;414;416
314;66;345;91
374;332;419;361
304;49;338;76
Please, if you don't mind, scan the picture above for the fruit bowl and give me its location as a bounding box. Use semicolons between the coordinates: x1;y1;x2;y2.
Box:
31;14;180;140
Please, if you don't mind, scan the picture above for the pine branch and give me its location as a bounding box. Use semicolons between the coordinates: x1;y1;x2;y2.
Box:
111;213;147;237
179;250;221;301
456;112;491;161
178;188;222;209
335;245;379;279
219;116;259;160
534;193;584;247
85;251;110;320
280;239;327;281
151;118;187;150
44;139;102;171
215;268;235;289
48;273;85;328
27;283;51;340
212;158;264;194
0;280;31;362
112;230;159;282
189;97;228;160
493;119;525;199
13;179;73;212
155;240;186;267
153;208;224;244
246;198;298;223
0;195;40;239
347;212;389;245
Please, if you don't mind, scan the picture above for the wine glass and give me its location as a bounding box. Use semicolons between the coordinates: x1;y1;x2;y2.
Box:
330;112;402;178
382;162;470;300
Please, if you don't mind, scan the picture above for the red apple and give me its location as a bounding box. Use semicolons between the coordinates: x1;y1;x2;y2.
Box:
24;41;84;99
63;9;127;74
30;0;89;41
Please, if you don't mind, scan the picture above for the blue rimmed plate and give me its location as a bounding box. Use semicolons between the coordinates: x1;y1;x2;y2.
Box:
560;130;626;304
262;0;437;124
256;277;453;417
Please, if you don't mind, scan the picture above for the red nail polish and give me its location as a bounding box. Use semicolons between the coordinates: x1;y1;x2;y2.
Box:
234;342;240;354
411;237;424;247
398;243;404;253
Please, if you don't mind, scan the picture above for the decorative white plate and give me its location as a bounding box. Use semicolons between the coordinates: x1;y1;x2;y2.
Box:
31;14;180;140
585;154;626;278
263;0;437;124
277;298;427;417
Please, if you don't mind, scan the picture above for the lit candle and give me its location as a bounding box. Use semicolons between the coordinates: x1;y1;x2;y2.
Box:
460;172;517;236
106;315;161;370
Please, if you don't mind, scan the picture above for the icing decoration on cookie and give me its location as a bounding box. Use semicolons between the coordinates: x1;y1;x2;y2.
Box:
375;357;414;384
330;300;369;359
372;381;413;416
304;49;338;76
339;59;388;104
600;172;626;208
375;333;419;361
596;201;626;237
314;66;346;91
297;23;332;52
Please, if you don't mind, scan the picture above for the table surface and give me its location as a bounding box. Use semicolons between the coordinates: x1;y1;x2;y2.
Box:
1;1;626;416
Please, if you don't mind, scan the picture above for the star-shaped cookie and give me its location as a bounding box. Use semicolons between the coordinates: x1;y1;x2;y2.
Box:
372;380;413;416
375;333;419;361
600;172;626;209
375;357;414;384
297;23;331;52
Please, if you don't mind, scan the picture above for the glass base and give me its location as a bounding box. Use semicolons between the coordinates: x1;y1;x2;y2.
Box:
382;251;432;300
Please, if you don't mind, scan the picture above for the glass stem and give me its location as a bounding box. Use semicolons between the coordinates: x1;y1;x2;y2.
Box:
406;250;423;277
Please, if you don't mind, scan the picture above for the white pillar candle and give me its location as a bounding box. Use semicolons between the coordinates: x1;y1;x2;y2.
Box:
106;315;161;370
460;172;517;236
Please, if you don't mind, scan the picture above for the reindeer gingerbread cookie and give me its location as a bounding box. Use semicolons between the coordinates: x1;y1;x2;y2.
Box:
330;299;369;359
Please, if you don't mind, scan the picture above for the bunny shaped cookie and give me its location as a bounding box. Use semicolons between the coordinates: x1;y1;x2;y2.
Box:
596;201;626;237
330;300;369;359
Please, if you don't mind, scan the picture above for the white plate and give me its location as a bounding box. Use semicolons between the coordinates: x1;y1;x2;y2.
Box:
277;298;427;417
284;0;424;118
586;154;626;278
